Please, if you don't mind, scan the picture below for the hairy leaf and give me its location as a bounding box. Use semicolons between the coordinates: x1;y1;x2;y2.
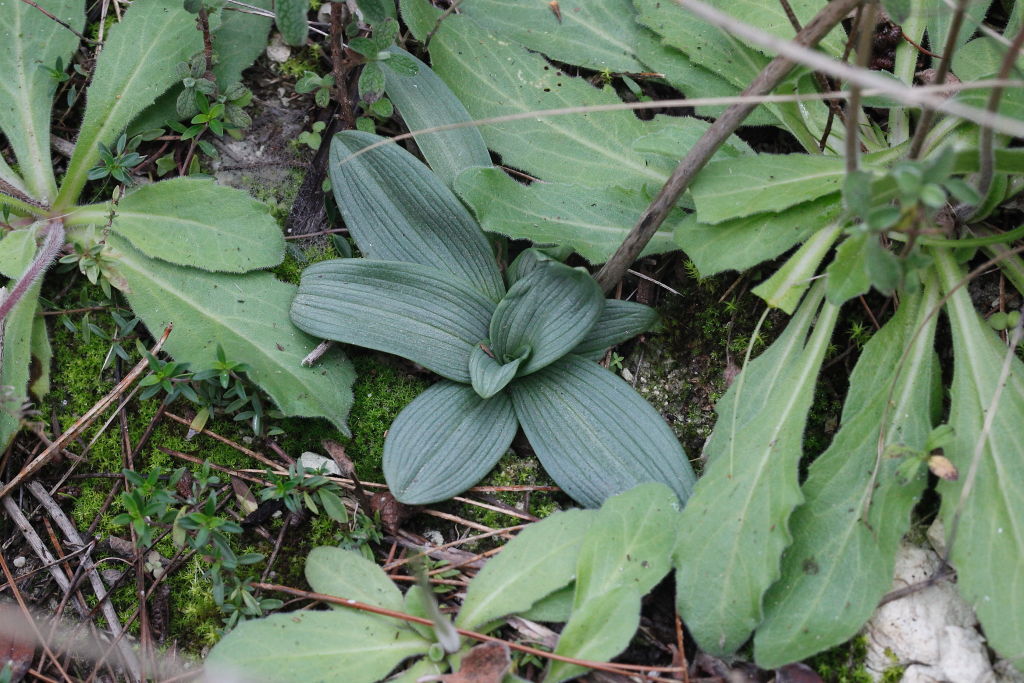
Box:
0;0;82;201
330;132;504;302
546;586;641;682
571;300;659;360
306;547;405;612
383;382;517;504
58;0;203;205
70;179;284;272
455;169;679;263
510;355;695;508
457;508;596;630
458;0;646;72
0;226;43;449
755;280;938;666
113;236;354;432
489;261;604;376
205;610;427;683
291;260;494;383
824;233;871;305
691;155;845;225
382;47;491;188
675;283;839;655
275;0;309;46
936;249;1024;670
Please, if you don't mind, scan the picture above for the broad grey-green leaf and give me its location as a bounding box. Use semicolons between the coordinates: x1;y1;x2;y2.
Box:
398;0;439;42
306;547;405;612
205;610;428;683
113;236;354;433
825;233;871;305
383;382;517;504
691;155;845;225
469;344;523;399
675;196;841;277
330;131;504;302
574;483;679;606
457;508;596;630
506;248;556;287
0;228;38;279
455;168;679;263
675;282;839;655
489;262;604;376
0;0;82;201
571;300;659;360
57;0;203;205
935;249;1024;671
70;178;284;272
291;259;494;383
545;586;642;683
429;15;674;190
458;0;645;72
0;225;43;449
382;47;491;188
754;280;938;666
510;355;695;508
518;584;574;623
633;115;754;160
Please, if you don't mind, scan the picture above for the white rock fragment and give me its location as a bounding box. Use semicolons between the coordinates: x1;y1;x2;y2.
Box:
266;34;291;64
299;452;341;476
12;556;25;568
423;530;444;546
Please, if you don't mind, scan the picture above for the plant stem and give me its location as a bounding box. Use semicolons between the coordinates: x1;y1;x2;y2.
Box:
846;1;878;175
0;219;64;323
594;0;863;293
972;25;1024;205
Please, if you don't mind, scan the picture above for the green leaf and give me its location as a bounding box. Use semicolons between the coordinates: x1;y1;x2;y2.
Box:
356;0;397;23
29;310;51;399
398;0;440;41
691;155;845;225
0;225;43;449
489;261;604;376
383;382;517;504
825;233;871;305
675;196;841;277
754;280;939;666
205;610;427;683
926;0;992;61
112;236;355;433
69;178;284;272
510;355;695;508
753;224;843;313
306;547;405;612
275;0;309;46
574;483;679;605
518;585;574;623
456;508;596;630
455;168;679;263
428;15;675;189
382;47;491;189
330;132;505;302
359;62;385;100
545;586;641;682
675;282;839;655
935;248;1024;671
952;37;1024;120
571;300;659;360
291;260;494;383
458;0;646;72
468;344;523;399
0;0;82;201
0;229;39;279
57;0;203;206
632;115;753;160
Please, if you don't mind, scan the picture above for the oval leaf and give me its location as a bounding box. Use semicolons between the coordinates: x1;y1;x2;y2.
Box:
291;259;494;383
306;547;405;612
468;343;523;399
330;131;504;302
489;262;604;376
383;381;517;504
571;299;659;360
509;355;695;508
546;586;642;683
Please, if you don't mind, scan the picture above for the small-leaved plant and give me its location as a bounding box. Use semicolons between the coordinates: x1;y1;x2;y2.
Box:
206;482;682;682
289;130;696;507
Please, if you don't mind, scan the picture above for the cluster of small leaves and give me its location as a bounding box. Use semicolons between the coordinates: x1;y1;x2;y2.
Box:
175;54;218;119
87;133;146;185
56;239;128;298
259;461;349;525
348;18;417;132
38;55;87;107
295;71;334;109
58;303;141;371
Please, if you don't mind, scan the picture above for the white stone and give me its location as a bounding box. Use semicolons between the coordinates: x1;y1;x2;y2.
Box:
299;452;341;476
266;35;291;64
12;556;25;568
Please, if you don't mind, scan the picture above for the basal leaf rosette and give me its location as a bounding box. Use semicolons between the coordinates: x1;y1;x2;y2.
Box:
291;131;696;507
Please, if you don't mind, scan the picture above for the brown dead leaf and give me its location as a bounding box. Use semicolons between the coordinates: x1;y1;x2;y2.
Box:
440;642;511;683
371;492;417;534
322;440;355;477
231;476;259;516
548;0;562;23
928;454;959;481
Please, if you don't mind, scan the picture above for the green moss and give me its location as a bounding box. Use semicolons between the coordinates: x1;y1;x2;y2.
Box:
272;242;338;285
807;635;873;683
458;451;562;531
278;49;321;80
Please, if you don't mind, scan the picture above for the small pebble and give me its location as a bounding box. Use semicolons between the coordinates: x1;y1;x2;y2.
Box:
12;556;26;568
621;368;634;382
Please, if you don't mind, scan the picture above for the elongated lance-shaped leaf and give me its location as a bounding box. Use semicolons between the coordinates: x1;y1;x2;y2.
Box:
291;260;494;383
469;344;523;399
548;586;642;682
306;547;405;612
112;236;355;433
754;277;939;667
382;47;491;188
205;610;428;683
753;223;843;314
571;300;660;360
510;355;695;508
935;248;1024;670
329;131;504;302
0;226;43;449
0;0;82;202
489;261;604;376
675;282;839;655
383;381;517;504
56;0;203;206
457;508;596;630
69;178;284;273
